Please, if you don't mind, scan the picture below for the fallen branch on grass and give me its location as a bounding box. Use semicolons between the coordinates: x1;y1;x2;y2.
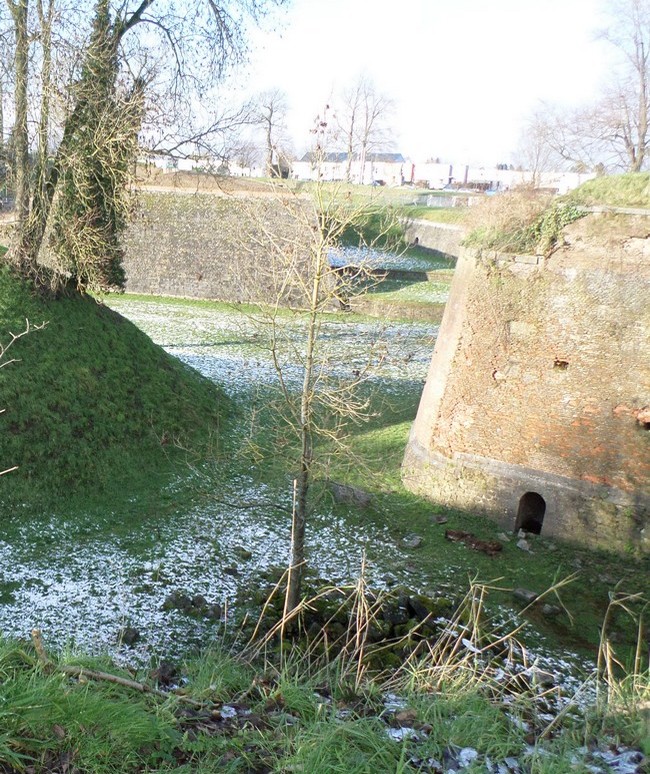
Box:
31;629;205;707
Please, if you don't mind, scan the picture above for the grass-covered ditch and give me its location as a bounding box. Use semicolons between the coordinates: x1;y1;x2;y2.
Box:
331;244;456;323
0;262;647;771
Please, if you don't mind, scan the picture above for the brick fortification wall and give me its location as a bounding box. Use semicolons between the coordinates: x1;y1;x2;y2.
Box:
122;191;314;304
403;213;650;553
403;219;464;257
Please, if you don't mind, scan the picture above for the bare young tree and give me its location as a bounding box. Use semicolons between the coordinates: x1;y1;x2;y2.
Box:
236;112;401;614
515;107;562;185
230;137;261;172
244;198;375;614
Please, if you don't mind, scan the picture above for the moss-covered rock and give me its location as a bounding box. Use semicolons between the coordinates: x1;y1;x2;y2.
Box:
239;578;459;670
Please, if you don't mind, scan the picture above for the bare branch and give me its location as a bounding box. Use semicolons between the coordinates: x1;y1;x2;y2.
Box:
0;318;48;367
119;0;155;38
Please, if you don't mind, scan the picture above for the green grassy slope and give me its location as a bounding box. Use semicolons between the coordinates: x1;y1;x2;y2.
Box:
0;267;227;507
565;171;650;207
0;636;645;773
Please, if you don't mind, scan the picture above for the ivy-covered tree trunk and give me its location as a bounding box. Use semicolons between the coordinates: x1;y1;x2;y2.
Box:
49;0;143;292
8;0;144;293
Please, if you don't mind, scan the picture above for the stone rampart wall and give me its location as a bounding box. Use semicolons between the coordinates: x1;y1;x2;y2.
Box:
403;214;650;552
122;191;315;305
403;219;464;257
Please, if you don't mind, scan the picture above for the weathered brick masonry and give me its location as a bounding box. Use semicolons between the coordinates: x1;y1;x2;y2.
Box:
122;191;314;305
403;219;464;257
403;214;650;552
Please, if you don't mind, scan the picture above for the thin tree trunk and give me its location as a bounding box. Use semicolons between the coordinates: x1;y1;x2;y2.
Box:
285;236;325;614
634;55;647;171
266;118;274;177
6;0;59;279
0;78;4;153
35;0;54;206
14;95;87;279
345;114;355;183
285;463;308;614
359;140;367;185
9;0;30;227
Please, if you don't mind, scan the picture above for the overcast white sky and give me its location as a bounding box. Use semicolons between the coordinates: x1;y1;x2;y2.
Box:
232;0;617;165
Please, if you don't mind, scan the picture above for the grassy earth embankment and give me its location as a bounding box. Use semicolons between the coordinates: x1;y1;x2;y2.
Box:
463;171;650;255
564;171;650;208
0;266;227;508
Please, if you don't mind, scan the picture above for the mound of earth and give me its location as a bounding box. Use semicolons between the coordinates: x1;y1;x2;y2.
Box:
0;266;227;507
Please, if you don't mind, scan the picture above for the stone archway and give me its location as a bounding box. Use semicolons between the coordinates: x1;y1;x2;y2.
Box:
515;492;546;534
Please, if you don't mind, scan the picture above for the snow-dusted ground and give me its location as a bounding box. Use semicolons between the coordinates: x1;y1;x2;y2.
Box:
0;296;610;696
329;245;451;273
375;280;451;304
0;298;436;665
111;299;437;397
1;473;403;665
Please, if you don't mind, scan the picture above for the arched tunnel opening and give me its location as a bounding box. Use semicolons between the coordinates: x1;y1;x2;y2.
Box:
515;491;546;534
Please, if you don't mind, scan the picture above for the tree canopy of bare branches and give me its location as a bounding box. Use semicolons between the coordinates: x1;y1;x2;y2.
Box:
600;0;649;171
524;0;649;173
334;75;395;183
251;87;291;177
1;0;287;292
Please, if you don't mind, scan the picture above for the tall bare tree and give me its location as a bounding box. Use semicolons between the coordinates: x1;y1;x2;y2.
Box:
600;0;649;171
335;75;395;184
253;87;289;177
526;0;649;173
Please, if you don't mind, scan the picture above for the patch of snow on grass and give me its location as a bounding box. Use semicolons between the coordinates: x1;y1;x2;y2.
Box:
0;476;402;666
111;298;436;398
329;245;451;273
